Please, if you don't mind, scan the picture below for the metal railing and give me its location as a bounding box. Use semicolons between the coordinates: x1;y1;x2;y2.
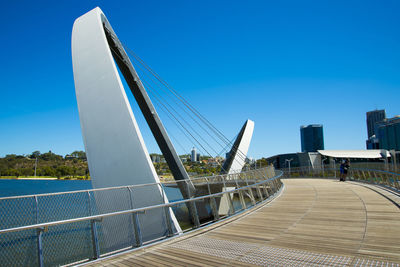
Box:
349;162;399;174
0;166;282;266
280;166;400;192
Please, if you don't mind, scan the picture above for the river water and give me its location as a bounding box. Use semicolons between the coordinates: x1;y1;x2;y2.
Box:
0;179;247;266
0;179;92;198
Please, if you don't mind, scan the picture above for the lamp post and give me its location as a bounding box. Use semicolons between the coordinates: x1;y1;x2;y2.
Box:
332;159;336;179
322;158;327;177
26;156;38;178
285;158;293;177
34;157;38;178
379;150;389;171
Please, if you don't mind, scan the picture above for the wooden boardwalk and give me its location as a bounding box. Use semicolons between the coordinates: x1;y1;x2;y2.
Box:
85;179;400;266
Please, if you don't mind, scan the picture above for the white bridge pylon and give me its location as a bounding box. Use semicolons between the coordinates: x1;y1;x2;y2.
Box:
72;7;181;243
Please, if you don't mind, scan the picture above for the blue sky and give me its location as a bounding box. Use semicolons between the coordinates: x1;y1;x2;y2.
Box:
1;0;399;159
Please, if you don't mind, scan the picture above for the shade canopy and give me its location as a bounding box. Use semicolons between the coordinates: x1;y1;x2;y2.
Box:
317;150;391;159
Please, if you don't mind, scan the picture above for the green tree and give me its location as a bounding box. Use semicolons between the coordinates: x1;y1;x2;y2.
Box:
70;151;86;160
41;151;63;161
20;168;33;176
8;169;21;178
30;151;41;159
5;154;17;160
41;166;56;177
56;165;73;178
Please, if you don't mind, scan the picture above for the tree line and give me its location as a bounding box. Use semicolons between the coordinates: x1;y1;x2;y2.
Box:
0;151;269;179
0;151;89;179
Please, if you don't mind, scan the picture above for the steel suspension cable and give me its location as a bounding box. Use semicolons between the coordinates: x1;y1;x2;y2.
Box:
125;46;250;162
107;36;249;168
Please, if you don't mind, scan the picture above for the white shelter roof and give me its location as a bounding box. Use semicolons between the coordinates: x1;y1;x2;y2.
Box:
317;150;390;159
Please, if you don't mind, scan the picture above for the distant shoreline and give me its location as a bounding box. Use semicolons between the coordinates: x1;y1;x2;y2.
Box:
0;176;90;180
18;177;58;180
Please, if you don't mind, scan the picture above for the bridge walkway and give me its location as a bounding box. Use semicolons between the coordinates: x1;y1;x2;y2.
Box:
85;179;400;266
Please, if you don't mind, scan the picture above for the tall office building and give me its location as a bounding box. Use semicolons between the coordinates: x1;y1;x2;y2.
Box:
300;125;324;153
191;147;197;162
376;116;400;151
366;109;386;138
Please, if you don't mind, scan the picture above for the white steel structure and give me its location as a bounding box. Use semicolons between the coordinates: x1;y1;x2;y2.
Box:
72;7;181;245
226;119;255;174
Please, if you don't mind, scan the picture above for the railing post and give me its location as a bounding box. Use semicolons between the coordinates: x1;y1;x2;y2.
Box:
275;179;280;192
379;172;384;185
34;196;44;267
372;171;378;184
206;178;219;221
222;175;235;215
361;170;367;181
210;196;219;221
334;162;337;179
268;180;274;195
383;173;390;187
238;189;247;210
87;191;100;259
355;170;359;181
394;175;400;190
244;175;256;206
163;206;174;237
233;175;247;209
127;187;143;246
185;180;200;228
260;170;271;199
37;227;44;267
255;182;263;202
262;183;269;199
252;170;264;202
270;179;276;192
160;185;174;237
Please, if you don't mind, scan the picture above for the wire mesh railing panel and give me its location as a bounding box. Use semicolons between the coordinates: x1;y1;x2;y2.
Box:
0;197;36;229
36;192;93;265
280;166;400;193
37;191;90;222
0;197;38;267
162;184;183;202
0;229;37;267
138;206;171;241
173;202;192;230
91;188;131;214
90;188;135;255
42;222;93;266
97;214;135;255
0;167;283;266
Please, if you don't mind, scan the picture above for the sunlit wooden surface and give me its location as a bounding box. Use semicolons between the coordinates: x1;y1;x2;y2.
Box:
85;179;400;266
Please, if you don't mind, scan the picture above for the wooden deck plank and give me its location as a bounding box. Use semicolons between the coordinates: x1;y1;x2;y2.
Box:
83;179;400;266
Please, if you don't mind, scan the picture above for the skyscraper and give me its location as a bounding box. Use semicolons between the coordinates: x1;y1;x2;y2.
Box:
300;125;324;153
376;116;400;151
191;147;197;162
366;109;386;138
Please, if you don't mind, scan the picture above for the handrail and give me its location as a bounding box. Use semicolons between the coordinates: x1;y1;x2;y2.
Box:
0;171;283;235
279;166;400;177
0;167;282;267
351;167;400;176
0;166;274;201
279;166;400;192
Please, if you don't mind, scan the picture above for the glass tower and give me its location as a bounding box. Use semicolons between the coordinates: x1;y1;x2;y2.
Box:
366;109;386;138
377;117;400;151
300;125;324;153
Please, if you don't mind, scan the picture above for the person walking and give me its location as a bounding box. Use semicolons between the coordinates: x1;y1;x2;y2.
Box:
342;159;350;181
339;160;345;181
